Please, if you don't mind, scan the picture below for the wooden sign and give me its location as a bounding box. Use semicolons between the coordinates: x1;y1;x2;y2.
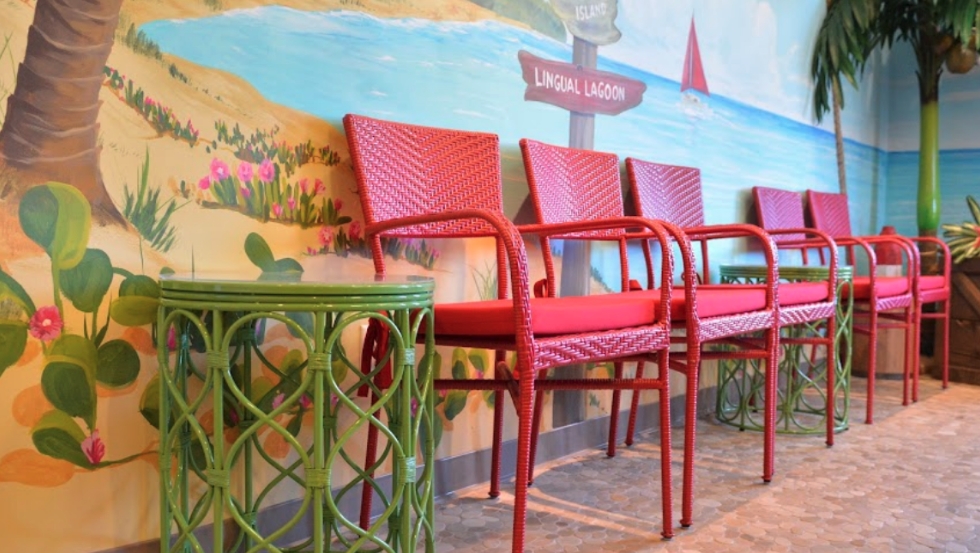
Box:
551;0;621;46
517;50;646;116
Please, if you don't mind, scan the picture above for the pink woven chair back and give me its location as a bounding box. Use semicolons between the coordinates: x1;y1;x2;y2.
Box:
806;190;853;238
519;138;624;239
624;158;704;228
344;114;504;237
752;186;807;243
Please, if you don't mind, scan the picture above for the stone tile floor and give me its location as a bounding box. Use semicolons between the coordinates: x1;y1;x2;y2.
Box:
430;375;980;552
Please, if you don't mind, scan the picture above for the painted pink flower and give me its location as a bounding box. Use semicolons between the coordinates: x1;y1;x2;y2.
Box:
306;247;318;255
237;162;254;183
272;392;285;410
144;97;154;108
348;221;362;242
313;179;325;195
318;227;333;247
29;306;63;342
272;203;283;217
81;430;105;465
333;198;343;212
258;159;275;183
167;327;177;351
288;197;297;210
227;409;240;426
241;186;251;199
299;394;313;409
298;178;309;195
198;175;212;190
210;158;230;181
411;397;419;417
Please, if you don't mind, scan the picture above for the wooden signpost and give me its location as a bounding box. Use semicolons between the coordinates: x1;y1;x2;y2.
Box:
519;0;647;426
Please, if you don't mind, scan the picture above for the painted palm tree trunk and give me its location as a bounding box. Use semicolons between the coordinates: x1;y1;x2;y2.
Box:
0;0;126;225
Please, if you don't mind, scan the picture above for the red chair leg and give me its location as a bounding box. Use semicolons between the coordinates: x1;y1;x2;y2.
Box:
680;348;701;528
763;328;778;483
657;349;674;540
902;308;913;407
510;372;536;553
528;389;545;485
607;362;625;457
825;316;837;448
489;389;504;499
625;361;646;447
911;306;920;403
866;311;878;424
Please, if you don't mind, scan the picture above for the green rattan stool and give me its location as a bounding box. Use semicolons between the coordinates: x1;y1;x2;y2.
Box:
156;272;435;553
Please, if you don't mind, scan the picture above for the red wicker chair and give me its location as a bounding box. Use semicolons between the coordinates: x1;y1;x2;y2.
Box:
521;143;793;529
805;190;928;424
622;159;840;528
750;186;845;443
344;114;679;550
515;139;697;483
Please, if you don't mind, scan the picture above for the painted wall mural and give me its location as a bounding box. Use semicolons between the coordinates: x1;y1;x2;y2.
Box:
0;0;891;550
881;41;980;238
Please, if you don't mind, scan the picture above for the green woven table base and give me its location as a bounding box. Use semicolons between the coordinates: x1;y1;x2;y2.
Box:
715;266;854;435
156;273;435;553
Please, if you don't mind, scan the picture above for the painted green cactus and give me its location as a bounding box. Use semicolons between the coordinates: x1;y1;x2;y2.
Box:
942;195;980;264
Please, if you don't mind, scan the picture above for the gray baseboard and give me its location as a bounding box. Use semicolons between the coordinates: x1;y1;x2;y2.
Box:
95;388;710;553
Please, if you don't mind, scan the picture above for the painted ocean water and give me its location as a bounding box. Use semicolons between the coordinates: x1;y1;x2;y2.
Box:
141;7;974;240
886;150;980;237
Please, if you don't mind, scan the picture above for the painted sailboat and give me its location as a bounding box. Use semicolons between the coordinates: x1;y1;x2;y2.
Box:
680;16;711;116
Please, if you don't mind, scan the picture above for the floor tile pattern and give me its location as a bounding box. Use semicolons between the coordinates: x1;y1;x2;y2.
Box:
430;376;980;552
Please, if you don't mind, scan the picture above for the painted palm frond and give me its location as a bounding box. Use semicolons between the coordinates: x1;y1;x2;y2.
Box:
942;196;980;263
812;0;980;237
811;0;878;122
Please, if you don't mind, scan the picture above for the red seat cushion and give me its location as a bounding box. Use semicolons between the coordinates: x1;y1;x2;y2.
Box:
919;275;946;291
843;276;909;299
434;282;830;336
647;282;829;321
435;294;660;336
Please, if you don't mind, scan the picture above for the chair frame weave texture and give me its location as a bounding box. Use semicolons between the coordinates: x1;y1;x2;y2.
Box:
805;190;925;424
624;157;792;528
345;114;679;551
750;186;845;442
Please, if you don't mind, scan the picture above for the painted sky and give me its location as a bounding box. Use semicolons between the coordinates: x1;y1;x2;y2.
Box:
600;0;885;147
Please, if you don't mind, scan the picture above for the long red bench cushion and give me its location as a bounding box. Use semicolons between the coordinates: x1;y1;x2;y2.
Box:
434;282;830;336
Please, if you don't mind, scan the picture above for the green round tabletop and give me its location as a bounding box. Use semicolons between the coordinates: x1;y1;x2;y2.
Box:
719;265;853;280
159;272;434;297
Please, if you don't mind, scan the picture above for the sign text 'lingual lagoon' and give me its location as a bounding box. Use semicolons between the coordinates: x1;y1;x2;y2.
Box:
517;50;646;116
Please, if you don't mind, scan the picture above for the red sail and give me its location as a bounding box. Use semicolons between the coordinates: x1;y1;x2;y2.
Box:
681;18;709;96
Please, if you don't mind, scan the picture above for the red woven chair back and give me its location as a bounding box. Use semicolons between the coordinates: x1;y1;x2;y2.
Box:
625;158;704;228
752;186;807;243
344;114;504;238
519;138;625;239
806;190;853;238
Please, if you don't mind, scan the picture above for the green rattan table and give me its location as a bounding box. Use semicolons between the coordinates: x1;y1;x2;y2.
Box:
155;272;435;553
715;265;853;435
